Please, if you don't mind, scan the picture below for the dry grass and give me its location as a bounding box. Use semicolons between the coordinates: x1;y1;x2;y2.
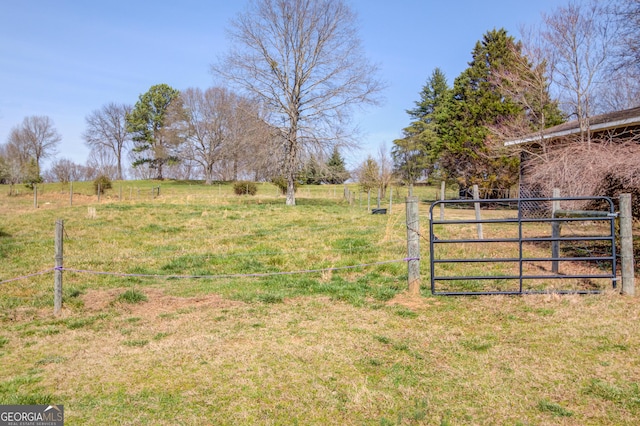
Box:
1;180;639;424
1;289;639;424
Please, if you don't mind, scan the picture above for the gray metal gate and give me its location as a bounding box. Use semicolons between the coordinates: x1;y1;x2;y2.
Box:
429;196;617;295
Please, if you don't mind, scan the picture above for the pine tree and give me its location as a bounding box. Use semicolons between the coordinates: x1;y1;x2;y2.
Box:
435;29;527;194
392;68;450;185
126;84;181;180
325;147;349;184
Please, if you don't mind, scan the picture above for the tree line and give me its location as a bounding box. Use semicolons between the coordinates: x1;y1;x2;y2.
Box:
390;0;640;199
2;0;638;205
0;83;350;189
0;0;375;206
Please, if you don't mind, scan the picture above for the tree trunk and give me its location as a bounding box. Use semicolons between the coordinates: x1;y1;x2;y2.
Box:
284;131;298;206
286;179;296;206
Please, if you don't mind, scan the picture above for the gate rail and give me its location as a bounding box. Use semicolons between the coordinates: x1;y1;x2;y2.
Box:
429;196;617;295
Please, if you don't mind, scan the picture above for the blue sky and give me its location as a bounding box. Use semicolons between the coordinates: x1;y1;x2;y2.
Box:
0;0;565;172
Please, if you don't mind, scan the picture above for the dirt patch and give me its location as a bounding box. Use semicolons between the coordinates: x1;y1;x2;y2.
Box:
81;288;243;318
386;291;435;310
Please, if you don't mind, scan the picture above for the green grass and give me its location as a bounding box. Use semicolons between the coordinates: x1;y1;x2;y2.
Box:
0;180;639;424
116;289;148;304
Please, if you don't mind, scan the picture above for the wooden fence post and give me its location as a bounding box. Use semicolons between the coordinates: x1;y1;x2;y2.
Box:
54;219;64;315
69;182;73;206
33;185;38;209
620;193;635;296
389;188;393;214
406;196;420;295
473;184;483;239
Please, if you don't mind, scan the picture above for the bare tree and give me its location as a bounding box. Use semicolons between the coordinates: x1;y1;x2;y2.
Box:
87;147;118;180
212;0;384;205
541;0;617;143
44;158;87;183
355;155;379;193
83;103;132;180
177;87;271;184
7;115;61;172
377;143;393;198
613;0;640;75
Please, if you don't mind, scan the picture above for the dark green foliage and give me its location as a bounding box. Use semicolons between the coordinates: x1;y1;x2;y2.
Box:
325;147;350;184
393;68;449;185
23;158;42;189
233;181;258;196
301;155;325;184
126;84;181;180
93;175;112;194
435;29;523;191
271;176;296;195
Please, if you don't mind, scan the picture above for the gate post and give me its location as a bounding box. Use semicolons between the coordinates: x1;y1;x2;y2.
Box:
406;196;420;295
620;194;635;296
473;184;483;239
551;188;561;273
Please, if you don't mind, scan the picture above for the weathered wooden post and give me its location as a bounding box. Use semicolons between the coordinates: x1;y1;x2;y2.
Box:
33;185;38;209
551;188;561;273
119;185;122;201
620;193;635;296
389;188;393;214
439;181;445;220
97;184;101;202
406;196;420;295
54;219;64;315
473;184;483;239
69;182;73;206
367;190;371;213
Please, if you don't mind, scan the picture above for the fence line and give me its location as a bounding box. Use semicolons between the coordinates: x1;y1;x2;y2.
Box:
0;268;56;285
0;258;412;286
61;258;413;280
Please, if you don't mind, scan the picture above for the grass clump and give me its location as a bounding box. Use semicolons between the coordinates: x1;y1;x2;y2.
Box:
537;399;573;417
116;289;148;304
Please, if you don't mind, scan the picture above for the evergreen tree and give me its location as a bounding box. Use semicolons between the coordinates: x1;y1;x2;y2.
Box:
325;147;349;184
126;84;181;180
301;155;325;185
435;29;526;194
392;68;449;185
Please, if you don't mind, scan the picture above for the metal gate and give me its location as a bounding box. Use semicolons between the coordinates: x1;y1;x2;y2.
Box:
429;196;617;295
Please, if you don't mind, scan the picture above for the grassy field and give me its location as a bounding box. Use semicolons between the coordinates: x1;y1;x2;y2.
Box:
1;180;639;425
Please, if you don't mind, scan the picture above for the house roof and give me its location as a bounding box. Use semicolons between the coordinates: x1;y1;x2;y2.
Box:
504;105;640;146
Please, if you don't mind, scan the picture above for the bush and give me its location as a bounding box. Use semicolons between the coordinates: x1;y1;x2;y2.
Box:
93;175;112;195
233;181;257;196
272;176;297;195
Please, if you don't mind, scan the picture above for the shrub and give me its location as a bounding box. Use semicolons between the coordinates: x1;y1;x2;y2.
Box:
271;176;298;195
93;175;112;195
233;181;257;196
